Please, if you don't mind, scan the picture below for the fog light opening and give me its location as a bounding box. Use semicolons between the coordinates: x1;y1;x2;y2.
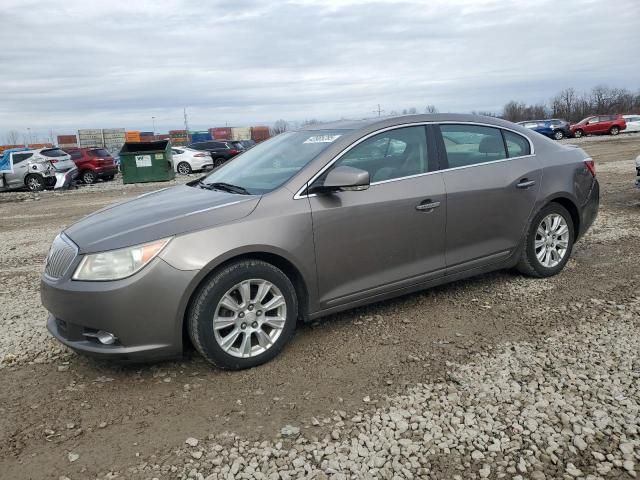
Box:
96;331;117;345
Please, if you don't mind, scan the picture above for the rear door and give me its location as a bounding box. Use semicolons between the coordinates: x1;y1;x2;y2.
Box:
308;125;446;308
436;123;542;272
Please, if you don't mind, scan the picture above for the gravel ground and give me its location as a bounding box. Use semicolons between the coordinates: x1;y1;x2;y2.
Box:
1;134;639;479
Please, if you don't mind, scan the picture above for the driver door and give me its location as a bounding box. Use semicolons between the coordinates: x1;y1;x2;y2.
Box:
308;125;446;309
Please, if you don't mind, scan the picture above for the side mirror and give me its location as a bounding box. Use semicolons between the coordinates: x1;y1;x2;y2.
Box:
310;166;370;194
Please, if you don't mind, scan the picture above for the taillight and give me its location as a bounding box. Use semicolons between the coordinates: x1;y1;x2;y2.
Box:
584;158;596;177
229;149;240;155
194;153;207;157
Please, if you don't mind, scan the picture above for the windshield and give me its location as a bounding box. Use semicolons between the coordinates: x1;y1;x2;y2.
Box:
199;130;347;195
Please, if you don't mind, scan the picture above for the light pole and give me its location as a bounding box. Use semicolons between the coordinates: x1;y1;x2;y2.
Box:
27;128;32;147
152;116;156;138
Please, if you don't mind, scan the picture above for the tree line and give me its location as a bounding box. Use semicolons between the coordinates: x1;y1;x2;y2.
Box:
502;85;640;123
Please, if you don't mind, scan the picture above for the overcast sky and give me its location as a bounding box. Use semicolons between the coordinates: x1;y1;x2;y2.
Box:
1;0;639;141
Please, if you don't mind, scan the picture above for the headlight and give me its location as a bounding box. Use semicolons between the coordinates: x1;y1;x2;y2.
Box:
72;238;171;281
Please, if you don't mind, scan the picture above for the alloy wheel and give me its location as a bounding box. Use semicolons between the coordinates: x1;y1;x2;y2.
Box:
27;176;43;191
177;162;192;175
554;130;564;140
213;279;287;358
535;213;569;268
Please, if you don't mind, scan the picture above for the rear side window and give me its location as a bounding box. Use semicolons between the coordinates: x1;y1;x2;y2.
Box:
69;151;82;160
12;153;33;164
440;124;507;169
334;126;429;183
503;130;531;157
40;148;67;157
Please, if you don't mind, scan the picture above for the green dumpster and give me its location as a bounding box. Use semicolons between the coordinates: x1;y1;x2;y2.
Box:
119;140;175;184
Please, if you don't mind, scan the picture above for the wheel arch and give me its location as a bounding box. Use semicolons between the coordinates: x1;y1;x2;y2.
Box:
541;195;580;236
178;250;311;352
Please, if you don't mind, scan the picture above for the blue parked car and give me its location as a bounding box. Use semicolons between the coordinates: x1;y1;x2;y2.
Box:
518;119;571;140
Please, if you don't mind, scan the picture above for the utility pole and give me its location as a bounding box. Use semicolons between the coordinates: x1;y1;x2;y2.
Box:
373;104;384;117
152;116;156;138
26;127;32;147
183;108;190;143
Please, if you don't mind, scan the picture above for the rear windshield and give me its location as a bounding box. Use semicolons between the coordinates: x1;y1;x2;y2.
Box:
40;148;68;157
89;149;112;158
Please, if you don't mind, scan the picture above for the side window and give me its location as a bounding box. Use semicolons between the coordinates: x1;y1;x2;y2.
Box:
503;130;531;157
69;151;82;160
333;126;429;183
440;124;507;168
12;153;33;164
587;117;599;124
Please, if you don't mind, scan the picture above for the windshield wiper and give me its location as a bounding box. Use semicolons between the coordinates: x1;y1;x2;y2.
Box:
200;182;251;195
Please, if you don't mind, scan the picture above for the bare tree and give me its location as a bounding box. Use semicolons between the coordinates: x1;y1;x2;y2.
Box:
270;119;289;136
408;107;417;114
425;105;438;114
5;130;20;145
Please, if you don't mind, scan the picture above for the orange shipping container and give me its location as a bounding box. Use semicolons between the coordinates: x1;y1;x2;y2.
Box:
125;131;141;142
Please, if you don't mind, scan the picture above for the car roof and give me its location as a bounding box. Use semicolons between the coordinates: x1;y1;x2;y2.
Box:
299;113;523;132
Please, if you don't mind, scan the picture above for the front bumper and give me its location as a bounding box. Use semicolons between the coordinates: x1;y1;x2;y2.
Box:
53;167;78;189
41;257;198;361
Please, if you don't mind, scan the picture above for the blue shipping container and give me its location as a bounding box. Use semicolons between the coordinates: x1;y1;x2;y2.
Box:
190;132;212;143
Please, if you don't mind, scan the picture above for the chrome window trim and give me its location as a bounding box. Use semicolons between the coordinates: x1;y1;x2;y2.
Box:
293;121;535;199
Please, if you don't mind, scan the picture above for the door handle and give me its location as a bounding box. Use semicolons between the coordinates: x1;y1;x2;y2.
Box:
416;200;441;211
516;179;536;189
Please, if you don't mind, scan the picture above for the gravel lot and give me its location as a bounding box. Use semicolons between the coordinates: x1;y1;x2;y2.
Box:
1;134;639;479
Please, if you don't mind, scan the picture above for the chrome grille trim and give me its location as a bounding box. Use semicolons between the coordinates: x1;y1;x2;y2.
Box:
44;234;78;280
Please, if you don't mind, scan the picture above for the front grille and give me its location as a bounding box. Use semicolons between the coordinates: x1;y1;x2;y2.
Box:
45;234;77;280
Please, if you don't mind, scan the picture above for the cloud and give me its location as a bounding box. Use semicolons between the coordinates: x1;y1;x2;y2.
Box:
0;0;638;140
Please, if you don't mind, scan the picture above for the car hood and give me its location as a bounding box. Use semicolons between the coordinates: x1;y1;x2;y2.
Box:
64;185;260;253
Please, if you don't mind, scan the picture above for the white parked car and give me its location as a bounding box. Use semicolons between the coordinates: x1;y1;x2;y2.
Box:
172;147;213;175
0;147;77;192
623;115;640;133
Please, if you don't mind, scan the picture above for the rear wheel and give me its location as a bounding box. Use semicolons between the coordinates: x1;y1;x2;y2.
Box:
25;174;44;192
553;130;564;140
609;126;620;136
177;161;192;175
188;260;298;369
214;157;226;168
82;170;96;184
573;129;584;138
517;203;574;278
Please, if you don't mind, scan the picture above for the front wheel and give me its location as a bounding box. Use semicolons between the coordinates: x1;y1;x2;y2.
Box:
553;130;564;140
609;126;620;136
25;174;44;192
517;203;574;278
573;129;584;138
188;260;298;369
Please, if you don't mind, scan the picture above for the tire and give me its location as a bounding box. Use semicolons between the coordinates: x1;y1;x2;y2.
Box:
214;157;226;168
553;130;564;140
609;126;620;136
177;161;192;175
82;170;96;184
25;174;44;192
188;259;298;370
517;203;575;278
573;129;584;138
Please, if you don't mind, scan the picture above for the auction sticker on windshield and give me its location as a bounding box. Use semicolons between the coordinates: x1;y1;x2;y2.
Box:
303;135;341;144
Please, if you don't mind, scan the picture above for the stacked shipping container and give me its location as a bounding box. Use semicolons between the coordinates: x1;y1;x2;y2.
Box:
190;131;212;143
231;127;251;141
125;131;141;142
169;129;188;146
57;134;78;149
78;129;103;148
210;127;232;140
251;126;270;142
103;128;126;153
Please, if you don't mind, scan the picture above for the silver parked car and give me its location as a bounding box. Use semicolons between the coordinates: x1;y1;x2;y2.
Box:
0;147;77;192
41;114;599;369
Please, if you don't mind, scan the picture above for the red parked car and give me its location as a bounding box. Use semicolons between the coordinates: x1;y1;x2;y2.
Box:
64;147;119;184
570;114;627;138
